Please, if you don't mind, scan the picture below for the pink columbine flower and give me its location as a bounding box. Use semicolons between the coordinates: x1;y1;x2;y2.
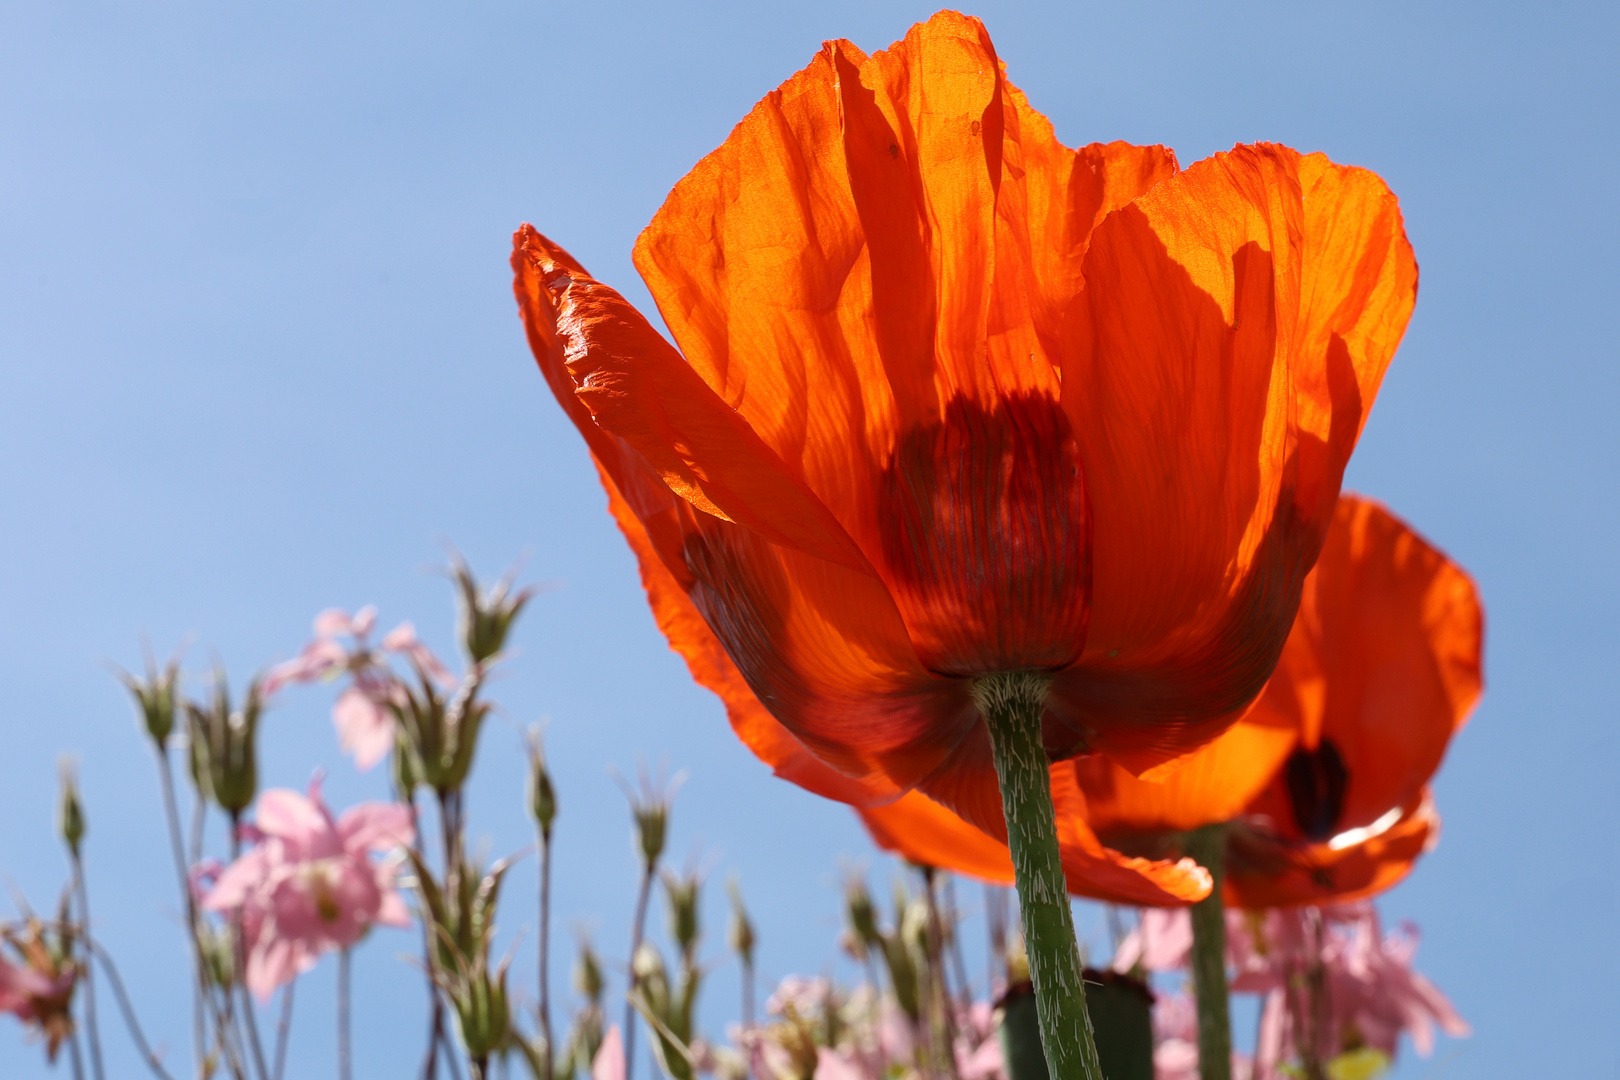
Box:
1228;904;1468;1077
265;606;454;771
202;778;414;1001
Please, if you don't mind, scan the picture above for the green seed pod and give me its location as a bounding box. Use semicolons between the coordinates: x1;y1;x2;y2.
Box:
57;759;85;859
726;877;755;967
526;729;557;837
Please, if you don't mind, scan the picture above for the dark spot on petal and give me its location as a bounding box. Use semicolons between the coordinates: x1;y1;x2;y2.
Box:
1284;737;1349;842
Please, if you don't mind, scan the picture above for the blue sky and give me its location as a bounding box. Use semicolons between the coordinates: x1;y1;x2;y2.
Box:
1;1;1616;1076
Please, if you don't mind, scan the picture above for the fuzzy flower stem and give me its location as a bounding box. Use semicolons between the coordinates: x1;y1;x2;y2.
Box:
1183;825;1232;1080
973;672;1103;1080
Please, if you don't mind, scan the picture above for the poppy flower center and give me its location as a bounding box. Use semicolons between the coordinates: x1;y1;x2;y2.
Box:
876;392;1090;678
1283;738;1349;842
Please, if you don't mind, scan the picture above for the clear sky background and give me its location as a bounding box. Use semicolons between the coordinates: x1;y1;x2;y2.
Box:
2;1;1616;1077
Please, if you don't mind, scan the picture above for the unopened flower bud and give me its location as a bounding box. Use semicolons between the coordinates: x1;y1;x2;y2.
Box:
57;760;85;859
844;878;879;948
663;870;701;962
726;878;755;966
573;939;604;1003
901;898;930;956
450;555;535;667
117;651;182;748
526;728;557;838
631;941;669;1015
634;803;667;868
186;670;264;816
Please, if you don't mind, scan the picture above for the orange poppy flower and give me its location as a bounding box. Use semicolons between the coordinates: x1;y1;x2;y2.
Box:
513;10;1413;850
859;495;1484;906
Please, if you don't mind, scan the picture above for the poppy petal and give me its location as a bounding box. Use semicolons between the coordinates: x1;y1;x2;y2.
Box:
631;14;1172;676
1072;717;1301;841
513;226;872;574
1051;144;1412;772
859;784;1210;906
596;458;903;807
1225;792;1436;908
1243;495;1482;837
518;228;975;791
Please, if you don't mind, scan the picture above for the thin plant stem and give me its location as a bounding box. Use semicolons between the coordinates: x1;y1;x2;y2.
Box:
739;953;754;1029
973;671;1103;1080
623;860;656;1080
272;979;295;1080
1183;825;1233;1080
538;823;554;1080
152;745;209;1077
1301;907;1328;1080
921;867;962;1080
228;817;272;1080
338;948;353;1080
87;939;180;1080
69;1018;88;1080
405;793;442;1080
942;875;973;1015
71;851;106;1080
985;884;1007;998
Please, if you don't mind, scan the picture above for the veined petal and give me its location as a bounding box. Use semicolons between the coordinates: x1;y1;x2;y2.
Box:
859;784;1210;905
1052;144;1412;772
1072;717;1300;840
1243;495;1482;840
1226;792;1436;908
514;226;872;575
596;459;901;807
631;13;1172;676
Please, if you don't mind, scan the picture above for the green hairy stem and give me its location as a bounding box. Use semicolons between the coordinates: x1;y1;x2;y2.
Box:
973;672;1103;1080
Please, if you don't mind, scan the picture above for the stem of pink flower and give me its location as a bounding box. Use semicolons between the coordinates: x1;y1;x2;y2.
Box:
69;847;106;1080
272;979;294;1080
538;822;554;1080
973;672;1103;1080
338;948;352;1080
624;858;656;1080
228;815;272;1080
1183;825;1233;1080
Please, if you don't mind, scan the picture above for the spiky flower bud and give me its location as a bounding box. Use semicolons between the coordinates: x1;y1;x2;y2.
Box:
57;760;85;859
663;870;702;963
573;939;604;1003
844;877;879;948
526;728;557;838
450;555;535;668
726;878;755;967
185;670;264;816
631;941;669;1014
117;651;182;748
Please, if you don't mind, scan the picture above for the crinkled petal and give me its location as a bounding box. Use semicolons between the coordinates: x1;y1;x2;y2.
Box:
333;688;395;772
858;783;1210;905
1052;145;1413;773
337;801;415;854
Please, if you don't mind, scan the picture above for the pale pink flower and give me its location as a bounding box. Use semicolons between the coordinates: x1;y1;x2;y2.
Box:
593;1025;625;1080
0;953;67;1021
202;778;414;1001
266;607;454;771
1232;904;1468;1076
1112;908;1195;974
382;621;456;688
